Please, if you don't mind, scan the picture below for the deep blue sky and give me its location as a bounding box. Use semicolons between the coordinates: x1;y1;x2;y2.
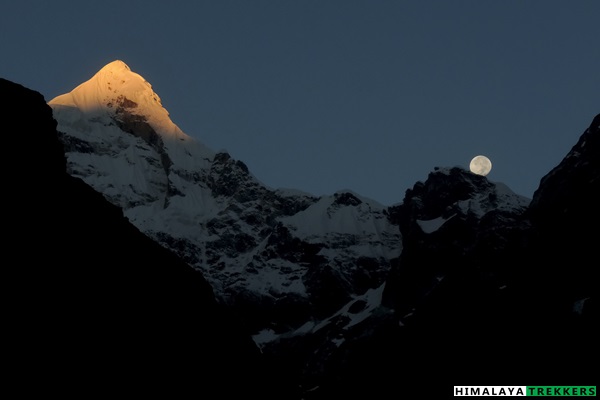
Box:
2;1;598;205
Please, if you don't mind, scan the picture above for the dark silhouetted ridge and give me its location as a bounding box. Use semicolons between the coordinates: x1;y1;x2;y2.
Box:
1;78;269;397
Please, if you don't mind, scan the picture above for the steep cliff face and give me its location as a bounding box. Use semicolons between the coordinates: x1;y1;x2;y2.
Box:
2;77;267;397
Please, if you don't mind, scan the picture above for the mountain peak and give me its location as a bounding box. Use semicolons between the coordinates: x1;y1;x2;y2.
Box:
99;59;131;73
47;59;207;146
49;59;161;114
48;60;216;191
398;165;529;222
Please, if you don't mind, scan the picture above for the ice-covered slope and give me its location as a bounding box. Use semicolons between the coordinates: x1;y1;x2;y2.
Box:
50;60;215;210
49;60;401;334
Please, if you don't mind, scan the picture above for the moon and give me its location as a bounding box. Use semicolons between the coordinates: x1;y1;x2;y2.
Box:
469;155;492;176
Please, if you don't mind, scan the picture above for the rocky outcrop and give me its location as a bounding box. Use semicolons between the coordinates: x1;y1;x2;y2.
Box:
383;166;530;316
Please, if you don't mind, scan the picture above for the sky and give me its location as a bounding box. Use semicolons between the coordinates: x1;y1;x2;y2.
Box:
2;0;599;205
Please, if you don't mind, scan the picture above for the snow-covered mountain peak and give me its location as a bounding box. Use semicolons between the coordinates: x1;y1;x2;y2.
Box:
49;60;214;178
50;60;155;112
100;59;131;73
48;60;199;145
49;60;402;348
398;166;530;225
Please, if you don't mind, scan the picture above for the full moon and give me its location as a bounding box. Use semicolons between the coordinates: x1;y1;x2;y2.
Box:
469;155;492;176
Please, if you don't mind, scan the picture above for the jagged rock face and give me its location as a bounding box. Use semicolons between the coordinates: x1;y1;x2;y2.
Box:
392;166;529;224
1;78;268;397
48;61;402;341
383;166;530;314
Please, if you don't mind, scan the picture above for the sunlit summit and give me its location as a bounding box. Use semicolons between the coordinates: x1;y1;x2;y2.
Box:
49;60;184;138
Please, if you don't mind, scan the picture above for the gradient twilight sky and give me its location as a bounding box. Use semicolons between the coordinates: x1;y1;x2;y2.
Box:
2;1;598;205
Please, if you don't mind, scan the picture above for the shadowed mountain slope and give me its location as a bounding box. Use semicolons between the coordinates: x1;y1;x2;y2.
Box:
2;77;269;397
300;115;598;398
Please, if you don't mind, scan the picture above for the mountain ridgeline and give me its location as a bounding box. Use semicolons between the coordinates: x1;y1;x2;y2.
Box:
3;60;596;397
